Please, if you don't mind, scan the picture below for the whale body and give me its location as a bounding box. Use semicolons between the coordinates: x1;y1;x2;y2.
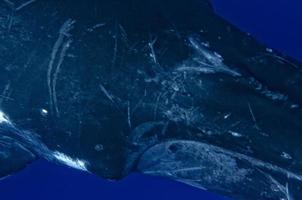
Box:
0;0;302;199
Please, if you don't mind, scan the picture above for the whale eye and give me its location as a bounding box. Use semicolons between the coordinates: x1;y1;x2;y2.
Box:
168;143;182;153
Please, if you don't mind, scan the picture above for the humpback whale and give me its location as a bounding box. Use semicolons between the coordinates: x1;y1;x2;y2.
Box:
0;0;301;199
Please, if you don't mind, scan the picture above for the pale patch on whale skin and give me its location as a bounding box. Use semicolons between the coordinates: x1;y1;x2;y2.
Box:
53;151;88;172
0;111;11;124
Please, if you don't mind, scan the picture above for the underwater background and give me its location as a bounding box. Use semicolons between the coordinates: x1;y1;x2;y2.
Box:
0;0;301;199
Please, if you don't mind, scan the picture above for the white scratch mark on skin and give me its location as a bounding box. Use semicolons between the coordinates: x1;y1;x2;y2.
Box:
119;24;130;47
176;66;217;74
281;152;292;160
265;173;292;200
99;84;115;105
127;101;132;129
256;54;299;69
148;36;158;65
290;104;299;109
47;19;75;116
248;77;289;103
47;27;65;113
53;39;72;117
15;0;36;11
53;151;88;171
247;102;260;131
0;82;11;106
0;95;13;102
187;37;241;77
228;131;242;137
247;102;256;123
271;55;299;69
285;181;291;200
112;28;118;67
224;113;231;119
87;23;106;32
153;91;164;120
7;13;14;32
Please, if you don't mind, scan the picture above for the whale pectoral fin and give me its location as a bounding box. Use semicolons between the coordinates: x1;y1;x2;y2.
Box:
0;136;37;179
136;140;302;200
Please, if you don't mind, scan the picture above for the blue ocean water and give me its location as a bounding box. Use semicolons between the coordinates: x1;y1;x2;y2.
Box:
1;0;301;199
0;160;226;200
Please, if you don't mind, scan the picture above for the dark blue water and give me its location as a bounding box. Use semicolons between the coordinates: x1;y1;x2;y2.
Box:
0;160;225;200
1;0;301;199
213;0;302;60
